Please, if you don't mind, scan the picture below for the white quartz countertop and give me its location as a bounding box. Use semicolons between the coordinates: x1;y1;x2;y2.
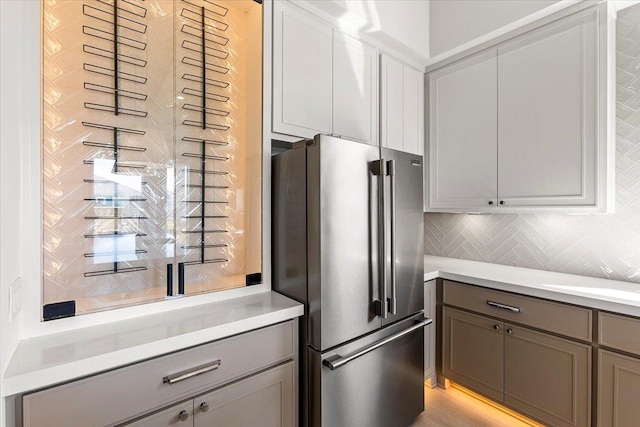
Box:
425;255;640;316
3;291;303;397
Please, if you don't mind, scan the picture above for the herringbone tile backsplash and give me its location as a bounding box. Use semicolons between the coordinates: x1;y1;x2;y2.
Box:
424;5;640;283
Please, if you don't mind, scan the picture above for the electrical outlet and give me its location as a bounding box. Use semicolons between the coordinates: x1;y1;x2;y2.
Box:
9;278;22;320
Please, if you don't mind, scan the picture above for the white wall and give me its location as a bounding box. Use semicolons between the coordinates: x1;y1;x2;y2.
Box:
1;1;39;424
304;0;430;63
430;0;560;57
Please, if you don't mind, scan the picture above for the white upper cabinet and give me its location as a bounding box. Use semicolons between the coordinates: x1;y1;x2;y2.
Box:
273;1;333;137
426;4;614;213
333;34;378;144
428;50;498;209
381;53;424;155
498;9;597;208
272;1;378;145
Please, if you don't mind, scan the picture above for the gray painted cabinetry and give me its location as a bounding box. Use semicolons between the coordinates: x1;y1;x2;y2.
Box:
598;313;640;427
441;281;592;427
126;363;294;427
22;321;297;427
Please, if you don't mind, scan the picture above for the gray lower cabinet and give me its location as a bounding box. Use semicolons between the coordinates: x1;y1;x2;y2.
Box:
126;362;295;427
124;401;194;427
443;307;504;401
597;312;640;427
22;321;297;427
598;349;640;427
504;325;591;427
442;305;591;426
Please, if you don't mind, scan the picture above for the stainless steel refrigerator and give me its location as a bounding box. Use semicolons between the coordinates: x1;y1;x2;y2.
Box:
272;134;430;427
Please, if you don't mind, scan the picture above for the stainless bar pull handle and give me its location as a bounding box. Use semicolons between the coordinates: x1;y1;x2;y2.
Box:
373;159;388;318
387;159;397;315
163;359;221;384
323;318;432;370
487;300;522;313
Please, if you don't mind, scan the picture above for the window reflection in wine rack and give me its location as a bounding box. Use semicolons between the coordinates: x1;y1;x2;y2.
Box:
82;0;149;278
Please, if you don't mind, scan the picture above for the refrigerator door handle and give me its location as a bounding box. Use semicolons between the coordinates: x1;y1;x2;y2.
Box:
387;159;397;315
373;159;388;318
322;318;433;370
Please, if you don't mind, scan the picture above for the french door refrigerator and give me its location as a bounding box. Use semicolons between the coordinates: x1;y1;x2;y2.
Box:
273;134;430;427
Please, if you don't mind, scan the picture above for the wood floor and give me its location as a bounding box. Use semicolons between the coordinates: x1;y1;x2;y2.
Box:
412;384;542;427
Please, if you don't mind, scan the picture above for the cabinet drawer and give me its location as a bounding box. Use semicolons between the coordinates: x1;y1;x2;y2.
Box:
23;321;295;427
599;312;640;356
443;280;592;341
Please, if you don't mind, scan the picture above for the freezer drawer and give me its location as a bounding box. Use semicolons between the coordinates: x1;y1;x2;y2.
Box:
308;314;429;427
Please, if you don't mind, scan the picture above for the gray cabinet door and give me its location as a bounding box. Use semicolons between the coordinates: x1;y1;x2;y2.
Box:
598;349;640;427
504;325;591;427
443;307;504;401
192;362;295;427
124;401;193;427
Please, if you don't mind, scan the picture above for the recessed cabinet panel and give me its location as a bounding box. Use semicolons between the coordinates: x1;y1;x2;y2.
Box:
498;10;597;207
380;54;404;151
504;325;591;427
429;50;498;208
193;362;295;427
272;1;333;138
598;350;640;427
403;65;424;156
333;34;378;145
380;54;423;155
443;307;504;401
124;401;193;427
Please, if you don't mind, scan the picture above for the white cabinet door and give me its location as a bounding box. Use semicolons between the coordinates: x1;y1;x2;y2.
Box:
380;54;404;151
497;9;597;207
428;50;498;209
380;54;424;155
273;1;332;138
193;362;295;427
333;33;378;145
403;65;424;156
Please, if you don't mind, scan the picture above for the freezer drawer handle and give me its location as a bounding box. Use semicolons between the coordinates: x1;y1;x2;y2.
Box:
486;300;522;313
163;359;221;384
323;318;432;370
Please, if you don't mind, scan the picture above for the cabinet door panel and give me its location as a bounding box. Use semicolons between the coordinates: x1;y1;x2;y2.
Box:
380;54;404;151
504;325;591;427
443;307;504;401
403;65;424;156
122;402;193;427
333;34;377;145
193;362;295;427
497;10;597;207
598;350;640;427
428;50;498;208
273;2;332;138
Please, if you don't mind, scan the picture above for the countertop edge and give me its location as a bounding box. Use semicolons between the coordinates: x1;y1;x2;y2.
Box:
424;257;640;317
2;296;303;397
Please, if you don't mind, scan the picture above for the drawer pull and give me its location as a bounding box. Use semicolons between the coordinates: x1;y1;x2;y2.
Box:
487;300;522;313
178;410;189;422
163;359;221;385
